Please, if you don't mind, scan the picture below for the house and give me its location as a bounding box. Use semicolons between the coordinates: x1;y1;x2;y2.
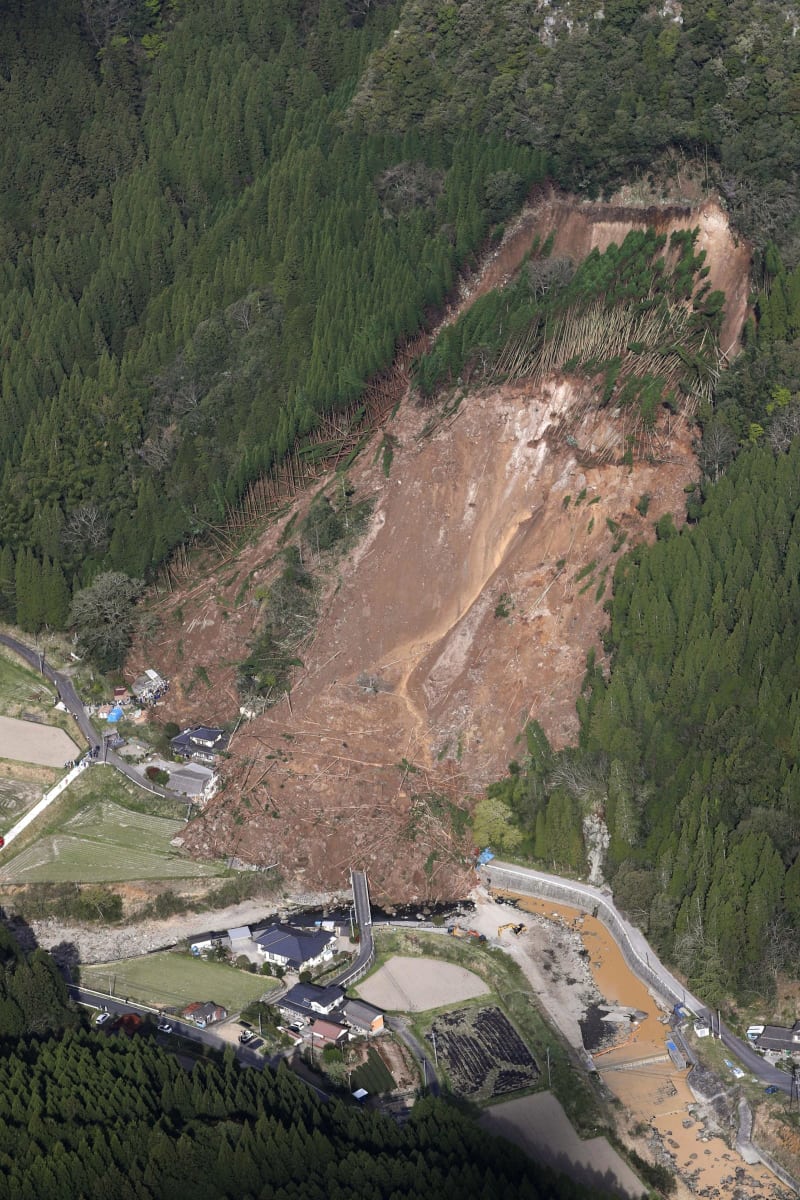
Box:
343;998;385;1034
253;923;336;971
277;982;345;1024
305;1017;348;1047
171;726;230;765
183;1001;228;1028
755;1020;800;1055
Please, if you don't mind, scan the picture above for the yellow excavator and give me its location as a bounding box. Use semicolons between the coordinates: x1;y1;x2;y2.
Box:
497;923;526;936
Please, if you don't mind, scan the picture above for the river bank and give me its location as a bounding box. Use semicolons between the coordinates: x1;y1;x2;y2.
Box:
467;888;793;1200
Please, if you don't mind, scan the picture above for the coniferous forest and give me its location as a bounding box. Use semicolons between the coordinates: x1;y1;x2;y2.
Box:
0;0;543;631
0;925;614;1200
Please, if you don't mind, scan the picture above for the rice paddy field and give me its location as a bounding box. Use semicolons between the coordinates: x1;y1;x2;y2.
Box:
0;771;225;883
81;950;277;1012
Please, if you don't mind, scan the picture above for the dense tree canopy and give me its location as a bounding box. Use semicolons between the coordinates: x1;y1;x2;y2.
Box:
0;0;544;635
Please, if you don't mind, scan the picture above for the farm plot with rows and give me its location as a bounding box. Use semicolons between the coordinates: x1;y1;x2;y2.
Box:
430;1005;539;1102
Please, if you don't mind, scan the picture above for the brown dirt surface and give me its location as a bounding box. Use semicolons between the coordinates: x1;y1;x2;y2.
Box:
128;193;751;903
356;955;489;1012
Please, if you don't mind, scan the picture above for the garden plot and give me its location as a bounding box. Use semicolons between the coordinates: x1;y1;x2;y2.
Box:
356;955;489;1011
430;1006;539;1101
0;799;224;883
0;772;54;823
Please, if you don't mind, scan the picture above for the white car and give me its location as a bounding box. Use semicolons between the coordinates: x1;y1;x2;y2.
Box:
239;1029;254;1044
95;1011;111;1026
157;1021;173;1034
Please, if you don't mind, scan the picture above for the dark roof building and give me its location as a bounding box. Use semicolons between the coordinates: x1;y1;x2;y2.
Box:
171;726;229;764
254;923;336;970
183;1001;228;1026
755;1021;800;1054
277;982;345;1021
343;998;385;1033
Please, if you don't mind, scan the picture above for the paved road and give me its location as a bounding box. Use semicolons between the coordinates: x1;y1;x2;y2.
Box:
483;860;794;1096
0;633;187;804
69;984;332;1096
330;870;374;988
386;1016;440;1095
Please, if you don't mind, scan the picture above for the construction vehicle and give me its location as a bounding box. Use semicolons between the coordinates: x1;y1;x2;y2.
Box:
497;923;527;937
448;926;487;942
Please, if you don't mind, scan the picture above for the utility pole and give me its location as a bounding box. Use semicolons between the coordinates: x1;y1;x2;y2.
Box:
431;1030;438;1069
546;1046;551;1089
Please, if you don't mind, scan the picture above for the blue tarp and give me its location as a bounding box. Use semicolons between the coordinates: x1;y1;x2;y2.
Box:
107;706;124;723
476;848;495;865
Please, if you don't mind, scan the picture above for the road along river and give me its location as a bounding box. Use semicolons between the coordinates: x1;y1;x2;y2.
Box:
472;886;794;1200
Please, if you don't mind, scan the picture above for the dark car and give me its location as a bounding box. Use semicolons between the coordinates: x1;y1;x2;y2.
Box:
764;1085;780;1095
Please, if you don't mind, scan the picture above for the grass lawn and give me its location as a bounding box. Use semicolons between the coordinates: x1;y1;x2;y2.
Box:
81;951;279;1013
0;649;84;742
0;769;225;883
0;650;56;713
351;1047;395;1095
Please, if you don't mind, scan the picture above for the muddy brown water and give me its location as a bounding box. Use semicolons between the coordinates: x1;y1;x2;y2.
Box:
508;896;792;1200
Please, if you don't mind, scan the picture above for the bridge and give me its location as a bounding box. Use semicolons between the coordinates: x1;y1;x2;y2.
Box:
329;869;374;988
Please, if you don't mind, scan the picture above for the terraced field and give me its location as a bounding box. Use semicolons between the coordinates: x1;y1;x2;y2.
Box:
0;799;224;882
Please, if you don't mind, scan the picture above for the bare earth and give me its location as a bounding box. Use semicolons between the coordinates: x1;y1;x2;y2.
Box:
128;193;750;901
0;714;77;768
356;954;489;1012
480;1092;643;1199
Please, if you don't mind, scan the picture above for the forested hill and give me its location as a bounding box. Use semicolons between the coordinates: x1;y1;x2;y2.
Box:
349;0;799;249
0;0;543;631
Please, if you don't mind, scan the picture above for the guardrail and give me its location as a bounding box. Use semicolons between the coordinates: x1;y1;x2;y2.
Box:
482;863;696;1013
330;943;375;989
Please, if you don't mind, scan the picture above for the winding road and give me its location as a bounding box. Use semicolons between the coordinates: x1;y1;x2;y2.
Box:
0;632;186;803
482;859;795;1096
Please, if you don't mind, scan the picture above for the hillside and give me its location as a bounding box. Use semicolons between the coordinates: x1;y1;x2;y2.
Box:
131;194;751;902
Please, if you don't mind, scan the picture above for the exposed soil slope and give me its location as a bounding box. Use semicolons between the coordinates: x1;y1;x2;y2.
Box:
130;193;750;902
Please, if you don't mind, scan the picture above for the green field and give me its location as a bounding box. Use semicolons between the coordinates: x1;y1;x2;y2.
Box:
82;951;277;1013
351;1047;395;1095
0;770;225;883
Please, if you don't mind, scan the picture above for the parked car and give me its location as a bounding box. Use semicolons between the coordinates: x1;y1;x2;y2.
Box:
157;1021;173;1034
764;1085;780;1095
95;1011;111;1026
239;1029;254;1044
0;836;5;848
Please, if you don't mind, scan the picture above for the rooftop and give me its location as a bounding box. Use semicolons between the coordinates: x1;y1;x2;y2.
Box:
254;923;335;966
